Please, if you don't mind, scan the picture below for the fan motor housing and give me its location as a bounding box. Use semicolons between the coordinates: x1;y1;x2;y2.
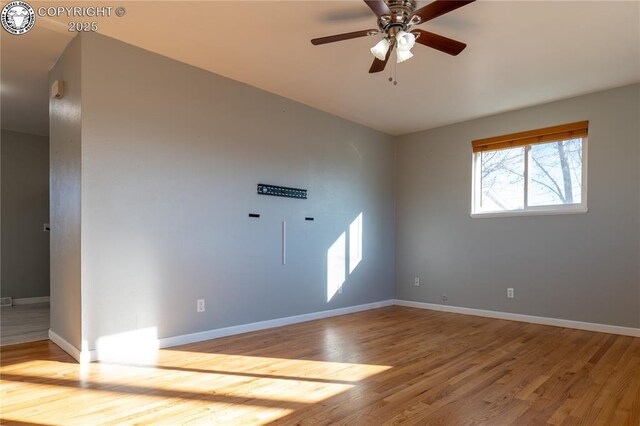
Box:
378;0;417;32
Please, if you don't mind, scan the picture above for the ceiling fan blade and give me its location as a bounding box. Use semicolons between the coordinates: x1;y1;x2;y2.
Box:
369;42;395;73
413;29;467;56
411;0;475;24
363;0;391;18
311;29;378;45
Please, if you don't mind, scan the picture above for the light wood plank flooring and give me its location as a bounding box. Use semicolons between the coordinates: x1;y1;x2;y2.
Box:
1;306;639;425
1;303;49;346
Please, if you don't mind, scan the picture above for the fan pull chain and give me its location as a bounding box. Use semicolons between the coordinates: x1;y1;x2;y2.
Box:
388;51;398;86
394;59;398;86
391;51;398;86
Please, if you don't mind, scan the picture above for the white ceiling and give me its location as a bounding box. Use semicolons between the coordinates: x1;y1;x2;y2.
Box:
2;1;639;136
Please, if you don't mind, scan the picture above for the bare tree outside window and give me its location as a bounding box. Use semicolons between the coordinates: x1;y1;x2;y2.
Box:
480;147;524;211
529;139;582;206
475;138;585;214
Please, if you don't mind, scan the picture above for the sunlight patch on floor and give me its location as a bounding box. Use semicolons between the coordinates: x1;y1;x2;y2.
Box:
0;352;391;425
157;350;390;381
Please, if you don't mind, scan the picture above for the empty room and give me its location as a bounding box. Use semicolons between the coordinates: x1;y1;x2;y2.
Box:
1;0;639;424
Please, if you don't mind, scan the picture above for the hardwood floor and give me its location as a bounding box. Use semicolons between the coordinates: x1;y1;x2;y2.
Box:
1;306;639;425
0;303;49;346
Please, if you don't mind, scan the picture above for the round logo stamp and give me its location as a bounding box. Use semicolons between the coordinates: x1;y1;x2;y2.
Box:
1;1;35;35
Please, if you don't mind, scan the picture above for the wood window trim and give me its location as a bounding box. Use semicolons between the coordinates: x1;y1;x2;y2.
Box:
472;121;589;153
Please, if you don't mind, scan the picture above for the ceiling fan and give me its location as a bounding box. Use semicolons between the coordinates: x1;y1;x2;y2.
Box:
311;0;475;74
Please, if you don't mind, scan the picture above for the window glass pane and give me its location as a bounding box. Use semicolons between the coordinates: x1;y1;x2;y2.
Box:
480;147;525;211
528;138;582;206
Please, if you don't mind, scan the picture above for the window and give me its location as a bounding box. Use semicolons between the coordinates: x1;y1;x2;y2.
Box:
472;121;588;216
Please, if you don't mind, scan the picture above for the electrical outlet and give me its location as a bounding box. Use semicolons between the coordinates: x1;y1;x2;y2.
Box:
414;277;420;287
507;288;514;299
197;299;205;312
441;294;448;302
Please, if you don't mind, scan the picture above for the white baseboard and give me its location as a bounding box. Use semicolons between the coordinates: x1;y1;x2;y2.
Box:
50;297;636;364
158;299;394;350
394;299;640;337
51;299;394;363
48;330;91;364
13;296;50;305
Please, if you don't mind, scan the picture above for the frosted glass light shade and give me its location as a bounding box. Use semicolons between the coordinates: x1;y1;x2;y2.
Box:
396;31;416;51
370;38;390;61
396;49;414;63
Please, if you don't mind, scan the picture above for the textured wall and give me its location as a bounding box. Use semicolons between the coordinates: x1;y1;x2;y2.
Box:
49;36;83;348
1;129;49;299
78;33;396;350
396;84;640;327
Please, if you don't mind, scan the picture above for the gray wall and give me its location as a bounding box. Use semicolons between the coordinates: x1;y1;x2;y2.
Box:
49;36;83;349
76;33;395;350
396;84;640;328
1;129;50;299
49;32;638;358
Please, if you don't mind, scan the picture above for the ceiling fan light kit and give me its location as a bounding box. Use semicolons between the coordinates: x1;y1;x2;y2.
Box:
395;48;414;64
394;30;416;63
311;0;475;74
371;38;391;61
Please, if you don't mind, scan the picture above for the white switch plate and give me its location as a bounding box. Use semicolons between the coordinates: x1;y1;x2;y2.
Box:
414;277;420;287
507;288;514;299
197;299;205;312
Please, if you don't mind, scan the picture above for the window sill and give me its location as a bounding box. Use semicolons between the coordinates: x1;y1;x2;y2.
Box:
470;206;588;219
